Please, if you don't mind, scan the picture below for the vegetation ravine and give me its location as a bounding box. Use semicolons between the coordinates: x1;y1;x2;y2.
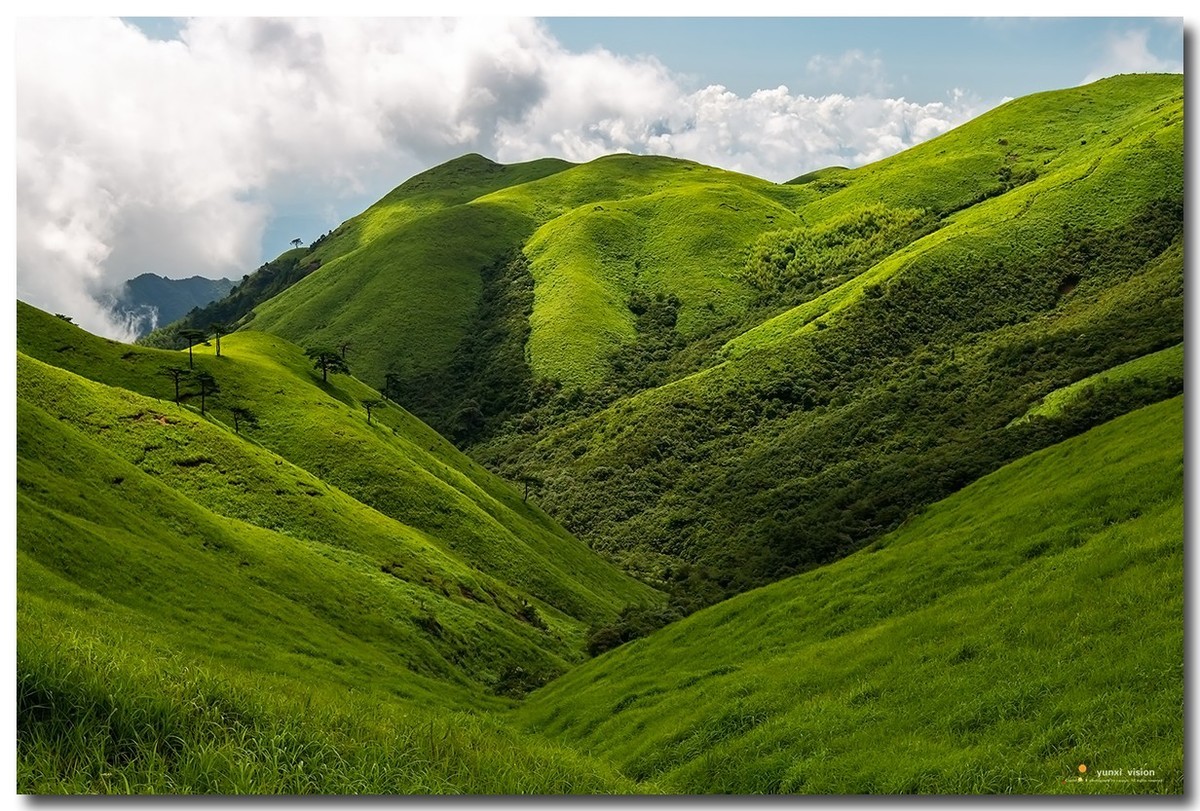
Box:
18;74;1183;795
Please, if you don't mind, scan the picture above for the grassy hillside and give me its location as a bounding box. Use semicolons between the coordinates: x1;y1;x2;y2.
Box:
485;156;813;387
477;73;1183;595
228;76;1177;412
17;301;659;791
128;75;1184;607
1011;342;1182;424
19;590;643;793
18;302;656;630
517;397;1184;794
228;152;820;439
241;155;576;388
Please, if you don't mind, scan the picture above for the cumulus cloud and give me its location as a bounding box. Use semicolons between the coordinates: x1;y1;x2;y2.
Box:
506;84;983;182
1082;28;1183;84
16;17;987;339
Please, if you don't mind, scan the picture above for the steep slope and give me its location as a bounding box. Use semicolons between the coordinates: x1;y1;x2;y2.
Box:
243;155;575;387
517;397;1184;794
17;303;657;649
243;76;1177;413
16;380;646;793
147;75;1183;599
237;153;819;438
478;73;1183;592
474;156;814;388
17;301;666;792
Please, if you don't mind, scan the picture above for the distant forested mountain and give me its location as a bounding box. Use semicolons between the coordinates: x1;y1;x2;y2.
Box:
110;273;234;337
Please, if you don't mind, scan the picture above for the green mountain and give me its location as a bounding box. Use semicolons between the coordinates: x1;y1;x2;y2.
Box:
483;74;1179;595
112;273;234;338
517;397;1184;794
18;311;1182;791
17;301;662;791
146;72;1184;606
17;73;1184;795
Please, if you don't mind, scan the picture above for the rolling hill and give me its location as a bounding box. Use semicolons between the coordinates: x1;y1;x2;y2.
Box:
17;301;662;791
517;397;1184;794
475;73;1184;594
18;72;1184;795
163;76;1182;599
17;300;657;701
18;325;1182;791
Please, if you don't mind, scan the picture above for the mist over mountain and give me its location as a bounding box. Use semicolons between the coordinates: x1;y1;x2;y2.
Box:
104;273;235;338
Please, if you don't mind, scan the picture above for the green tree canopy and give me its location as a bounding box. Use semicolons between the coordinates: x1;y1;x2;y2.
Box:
178;328;209;369
361;398;386;425
194;371;219;415
305;347;350;383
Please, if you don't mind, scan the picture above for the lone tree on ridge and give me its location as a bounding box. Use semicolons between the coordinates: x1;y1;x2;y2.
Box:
178;328;209;369
305;346;349;383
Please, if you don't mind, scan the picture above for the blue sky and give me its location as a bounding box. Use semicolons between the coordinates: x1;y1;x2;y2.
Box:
16;16;1186;338
544;17;1183;100
127;16;1184;101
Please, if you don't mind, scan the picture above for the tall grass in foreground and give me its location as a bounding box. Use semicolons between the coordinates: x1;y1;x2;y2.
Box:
17;621;645;795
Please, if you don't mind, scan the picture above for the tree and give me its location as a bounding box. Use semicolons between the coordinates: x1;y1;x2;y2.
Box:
194;372;219;415
53;313;73;324
229;405;258;434
383;371;401;402
178;328;209;369
519;473;544;503
362;398;386;425
305;347;349;383
337;340;352;360
210;323;230;358
452;398;484;442
160;366;190;404
290;237;302;249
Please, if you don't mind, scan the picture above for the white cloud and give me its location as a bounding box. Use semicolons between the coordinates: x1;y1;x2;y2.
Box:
1082;28;1183;84
497;83;984;182
16;17;988;339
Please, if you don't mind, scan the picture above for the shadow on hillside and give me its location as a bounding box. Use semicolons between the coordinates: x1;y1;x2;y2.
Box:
311;374;359;408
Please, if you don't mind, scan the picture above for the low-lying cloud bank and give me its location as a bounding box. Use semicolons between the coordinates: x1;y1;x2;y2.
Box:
17;17;993;339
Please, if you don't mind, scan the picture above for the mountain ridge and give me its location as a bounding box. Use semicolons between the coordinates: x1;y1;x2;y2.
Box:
16;73;1183;794
134;73;1183;601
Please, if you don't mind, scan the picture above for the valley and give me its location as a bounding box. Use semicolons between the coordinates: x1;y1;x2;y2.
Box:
17;73;1185;795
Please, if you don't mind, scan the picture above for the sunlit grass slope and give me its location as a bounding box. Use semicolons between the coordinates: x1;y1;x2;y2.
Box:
245;76;1181;397
1012;342;1182;424
18;368;540;706
17;303;656;641
245;155;573;382
731;73;1184;356
248;152;816;391
18;590;644;794
485;155;814;386
518;397;1184;794
17;302;660;792
487;74;1183;587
